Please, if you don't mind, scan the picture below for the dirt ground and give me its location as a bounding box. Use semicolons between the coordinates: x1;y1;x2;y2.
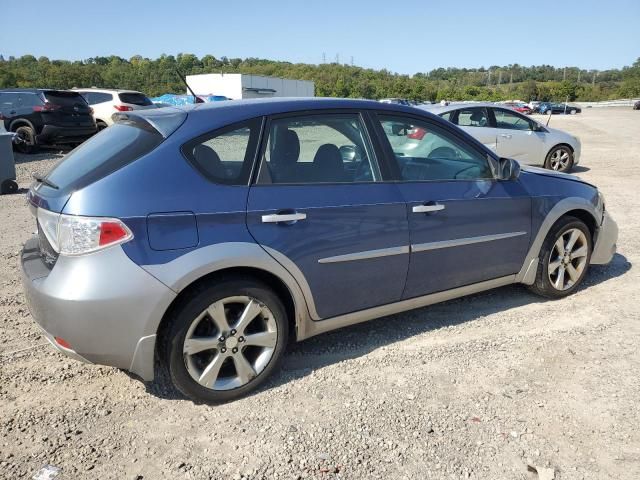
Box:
1;108;639;480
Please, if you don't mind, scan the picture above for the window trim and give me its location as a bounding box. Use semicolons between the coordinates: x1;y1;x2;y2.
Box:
180;116;265;186
371;110;500;183
252;109;386;186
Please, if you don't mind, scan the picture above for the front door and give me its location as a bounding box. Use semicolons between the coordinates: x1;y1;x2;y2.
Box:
491;107;544;165
449;106;497;152
246;112;410;319
374;112;532;299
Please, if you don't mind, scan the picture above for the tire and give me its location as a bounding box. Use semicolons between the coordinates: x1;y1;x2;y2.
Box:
13;125;37;154
545;145;574;172
528;216;592;299
570;109;577;115
1;179;18;195
96;120;108;131
163;277;289;403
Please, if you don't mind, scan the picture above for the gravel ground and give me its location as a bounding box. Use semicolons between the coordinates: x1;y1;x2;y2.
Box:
1;109;639;480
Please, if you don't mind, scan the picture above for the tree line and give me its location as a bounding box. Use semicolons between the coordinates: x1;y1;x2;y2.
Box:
1;54;639;102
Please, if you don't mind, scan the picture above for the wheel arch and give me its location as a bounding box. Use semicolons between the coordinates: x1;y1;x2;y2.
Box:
155;266;299;360
517;197;600;285
9;118;36;132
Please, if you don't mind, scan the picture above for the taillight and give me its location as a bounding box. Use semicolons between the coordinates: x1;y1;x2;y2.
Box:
407;127;427;140
37;209;133;256
33;103;61;112
114;105;133;112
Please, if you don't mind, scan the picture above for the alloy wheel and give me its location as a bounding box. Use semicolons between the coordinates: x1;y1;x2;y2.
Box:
183;295;278;391
548;228;589;291
549;148;571;171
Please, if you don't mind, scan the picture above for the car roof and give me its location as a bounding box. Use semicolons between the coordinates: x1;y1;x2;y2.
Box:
0;88;70;93
418;101;503;115
72;88;144;94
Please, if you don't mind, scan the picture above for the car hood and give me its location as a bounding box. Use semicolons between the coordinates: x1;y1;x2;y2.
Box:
520;165;595;188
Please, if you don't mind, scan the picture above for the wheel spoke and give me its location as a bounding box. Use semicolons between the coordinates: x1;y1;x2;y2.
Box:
548;258;562;274
233;353;257;384
244;331;277;348
234;300;262;334
554;265;566;289
197;354;225;387
571;245;588;260
184;337;219;355
554;237;565;255
208;302;230;333
566;230;580;250
566;263;580;283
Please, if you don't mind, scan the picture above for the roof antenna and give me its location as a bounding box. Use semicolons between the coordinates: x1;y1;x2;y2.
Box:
176;69;204;103
546;109;552;127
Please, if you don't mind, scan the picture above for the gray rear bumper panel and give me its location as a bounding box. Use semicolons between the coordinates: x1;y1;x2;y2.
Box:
21;236;176;381
591;211;618;264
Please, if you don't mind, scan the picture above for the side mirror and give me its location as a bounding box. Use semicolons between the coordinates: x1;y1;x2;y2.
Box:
498;157;521;181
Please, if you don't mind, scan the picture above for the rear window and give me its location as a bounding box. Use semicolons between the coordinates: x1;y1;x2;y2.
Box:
45;124;163;193
119;92;153;106
43;90;87;107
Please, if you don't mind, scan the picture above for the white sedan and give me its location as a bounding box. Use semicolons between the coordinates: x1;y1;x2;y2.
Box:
410;102;581;172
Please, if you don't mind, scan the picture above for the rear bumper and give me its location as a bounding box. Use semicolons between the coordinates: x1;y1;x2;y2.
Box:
36;124;97;144
20;236;176;381
591;211;618;264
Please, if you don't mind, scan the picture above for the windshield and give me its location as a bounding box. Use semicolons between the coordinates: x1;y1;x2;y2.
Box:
45;124;163;193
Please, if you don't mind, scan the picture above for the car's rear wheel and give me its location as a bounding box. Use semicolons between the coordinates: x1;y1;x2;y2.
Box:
545;145;574;172
1;179;19;195
570;109;577;115
528;216;592;299
164;277;288;403
13;125;36;153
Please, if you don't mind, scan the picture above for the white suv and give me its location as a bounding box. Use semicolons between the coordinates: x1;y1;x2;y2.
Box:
73;88;156;130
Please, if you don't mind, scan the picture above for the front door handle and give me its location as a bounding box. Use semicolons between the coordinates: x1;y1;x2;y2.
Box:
412;204;445;213
500;133;512;139
261;212;307;224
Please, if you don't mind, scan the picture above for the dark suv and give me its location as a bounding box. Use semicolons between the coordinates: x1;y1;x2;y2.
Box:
0;89;97;152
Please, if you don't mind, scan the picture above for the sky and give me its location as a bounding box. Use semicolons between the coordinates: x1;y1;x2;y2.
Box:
1;0;638;74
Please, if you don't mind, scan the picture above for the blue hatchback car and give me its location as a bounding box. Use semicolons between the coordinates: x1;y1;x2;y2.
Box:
21;98;617;403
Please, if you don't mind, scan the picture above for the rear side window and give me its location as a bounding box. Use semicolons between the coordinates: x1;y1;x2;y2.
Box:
119;92;153;106
454;107;489;127
182;118;262;185
45;124;163;193
82;92;113;105
43;91;87;107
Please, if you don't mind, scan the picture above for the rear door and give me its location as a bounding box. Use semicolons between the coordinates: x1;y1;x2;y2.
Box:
491;107;544;165
373;112;531;299
246;111;410;320
448;107;497;152
42;91;94;127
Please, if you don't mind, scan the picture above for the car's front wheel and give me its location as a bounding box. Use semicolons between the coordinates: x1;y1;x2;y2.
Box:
13;125;37;153
528;216;592;299
545;145;574;172
164;277;288;403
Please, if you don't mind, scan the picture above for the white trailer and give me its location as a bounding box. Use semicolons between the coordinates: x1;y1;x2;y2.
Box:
185;73;314;100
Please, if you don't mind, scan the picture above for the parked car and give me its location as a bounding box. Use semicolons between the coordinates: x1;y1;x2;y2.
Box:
379;98;413;106
502;102;533;115
633;100;640;110
420;103;581;172
21;98;617;403
0;89;97;153
73;88;156;130
538;102;581;115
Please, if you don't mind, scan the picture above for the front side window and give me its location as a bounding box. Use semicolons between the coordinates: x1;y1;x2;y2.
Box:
258;114;380;184
377;114;494;181
453;107;489;127
493;108;533;131
183;118;262;185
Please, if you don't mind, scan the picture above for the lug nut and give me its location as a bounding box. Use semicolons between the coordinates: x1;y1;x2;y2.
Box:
218;336;225;342
238;336;245;343
230;329;237;336
232;347;238;354
221;347;227;353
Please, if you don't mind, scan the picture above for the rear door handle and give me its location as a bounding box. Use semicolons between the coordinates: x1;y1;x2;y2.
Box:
412;204;445;213
261;212;307;223
500;133;512;139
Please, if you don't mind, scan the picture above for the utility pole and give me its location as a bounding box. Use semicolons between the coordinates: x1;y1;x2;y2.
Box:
350;56;354;67
592;71;597;86
498;70;502;85
509;71;513;85
563;67;566;81
322;52;326;64
577;70;581;83
335;53;339;64
487;69;491;86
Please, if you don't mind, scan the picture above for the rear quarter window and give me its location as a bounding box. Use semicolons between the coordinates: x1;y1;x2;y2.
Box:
182;118;263;185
